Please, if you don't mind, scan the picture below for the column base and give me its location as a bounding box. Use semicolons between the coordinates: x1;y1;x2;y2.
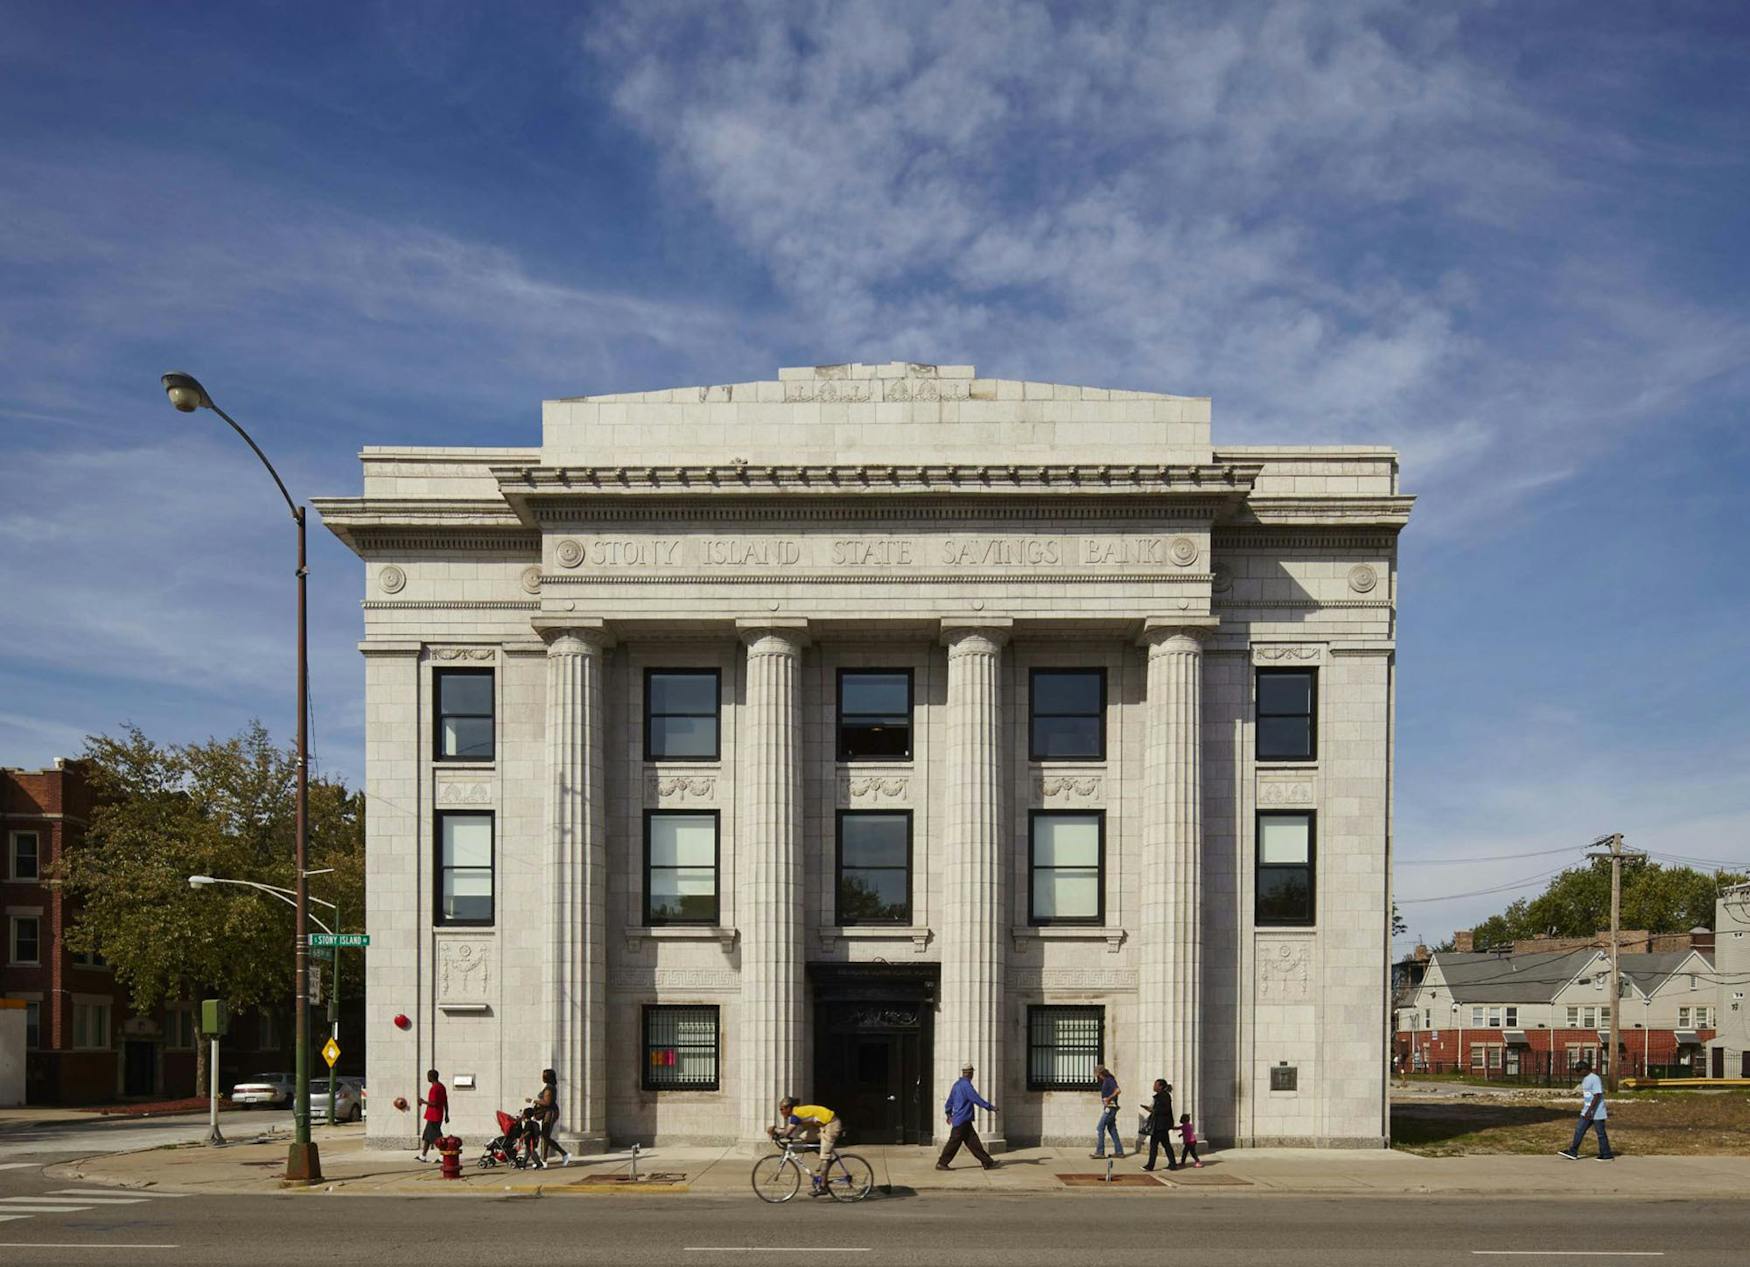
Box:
555;1132;611;1155
284;1141;322;1184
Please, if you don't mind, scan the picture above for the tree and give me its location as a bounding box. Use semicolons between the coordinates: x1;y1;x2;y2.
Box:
56;722;365;1094
1391;902;1408;938
1459;858;1749;946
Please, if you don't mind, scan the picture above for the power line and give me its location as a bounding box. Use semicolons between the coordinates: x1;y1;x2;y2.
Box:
1396;845;1587;867
1397;866;1568;905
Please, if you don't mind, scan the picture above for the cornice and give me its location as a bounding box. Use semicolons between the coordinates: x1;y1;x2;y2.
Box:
493;461;1261;498
1213;530;1399;550
314;497;528;556
1230;496;1415;529
521;499;1231;525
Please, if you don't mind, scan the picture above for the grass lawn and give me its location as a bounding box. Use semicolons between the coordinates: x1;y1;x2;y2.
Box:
1392;1091;1750;1156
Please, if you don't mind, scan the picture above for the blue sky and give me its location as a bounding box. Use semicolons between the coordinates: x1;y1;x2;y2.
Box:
3;1;1747;947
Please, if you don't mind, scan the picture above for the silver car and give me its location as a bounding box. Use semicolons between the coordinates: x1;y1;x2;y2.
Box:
311;1077;364;1123
230;1072;294;1107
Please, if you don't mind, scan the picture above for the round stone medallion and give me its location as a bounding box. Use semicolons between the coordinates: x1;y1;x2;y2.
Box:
555;539;585;569
1169;536;1198;567
520;566;542;595
378;565;406;594
1348;563;1379;594
1211;562;1233;593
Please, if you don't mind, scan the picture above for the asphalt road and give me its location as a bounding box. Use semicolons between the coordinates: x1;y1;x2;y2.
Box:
0;1162;1737;1267
0;1108;296;1157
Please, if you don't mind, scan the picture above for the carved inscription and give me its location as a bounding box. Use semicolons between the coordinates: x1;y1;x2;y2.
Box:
547;534;1215;573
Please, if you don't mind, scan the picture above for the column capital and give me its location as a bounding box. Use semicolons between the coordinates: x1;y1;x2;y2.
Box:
735;617;809;653
1139;615;1218;654
940;618;1013;656
533;618;613;656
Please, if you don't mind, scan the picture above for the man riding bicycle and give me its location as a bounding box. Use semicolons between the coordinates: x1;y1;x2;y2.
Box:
767;1096;843;1183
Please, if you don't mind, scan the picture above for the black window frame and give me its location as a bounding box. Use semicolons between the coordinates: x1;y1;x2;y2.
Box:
643;809;721;926
1028;809;1106;927
836;668;915;761
1029;668;1107;761
1255;809;1316;927
434;810;495;928
641;1003;721;1091
9;830;39;881
433;667;495;763
10;915;39;965
835;809;913;926
1255;668;1317;763
644;668;722;762
1026;1004;1104;1091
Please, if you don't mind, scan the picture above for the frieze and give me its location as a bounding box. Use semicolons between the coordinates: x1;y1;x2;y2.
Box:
435;781;493;806
431;646;496;661
608;968;742;994
645;774;718;803
1257;940;1312;1001
1252;644;1324;665
1257;780;1314;807
840;775;910;804
1036;774;1103;803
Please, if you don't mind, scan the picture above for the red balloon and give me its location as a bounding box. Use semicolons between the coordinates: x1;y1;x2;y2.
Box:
393;1013;411;1030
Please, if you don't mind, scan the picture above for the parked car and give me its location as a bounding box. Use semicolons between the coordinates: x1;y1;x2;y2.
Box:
230;1072;294;1108
311;1077;364;1123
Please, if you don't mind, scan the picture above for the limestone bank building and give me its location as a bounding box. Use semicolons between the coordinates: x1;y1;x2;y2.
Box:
314;362;1412;1151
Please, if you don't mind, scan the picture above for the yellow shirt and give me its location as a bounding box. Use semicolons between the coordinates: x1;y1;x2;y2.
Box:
790;1104;836;1125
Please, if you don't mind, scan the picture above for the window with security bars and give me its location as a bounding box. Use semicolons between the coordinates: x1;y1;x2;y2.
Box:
1027;1005;1103;1090
643;1005;719;1090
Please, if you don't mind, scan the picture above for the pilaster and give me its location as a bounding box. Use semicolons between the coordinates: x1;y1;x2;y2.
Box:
541;622;610;1151
736;620;808;1144
939;621;1010;1149
1138;618;1215;1126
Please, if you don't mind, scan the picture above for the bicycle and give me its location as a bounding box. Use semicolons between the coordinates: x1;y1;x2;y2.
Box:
751;1138;875;1203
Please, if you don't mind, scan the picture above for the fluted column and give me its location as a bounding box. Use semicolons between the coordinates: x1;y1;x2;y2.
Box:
542;624;609;1150
940;622;1009;1149
737;621;807;1145
1139;620;1211;1126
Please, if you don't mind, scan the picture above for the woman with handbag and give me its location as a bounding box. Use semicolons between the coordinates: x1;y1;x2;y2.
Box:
1141;1078;1177;1171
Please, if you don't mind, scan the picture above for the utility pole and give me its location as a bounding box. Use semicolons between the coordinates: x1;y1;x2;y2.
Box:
1586;833;1646;1093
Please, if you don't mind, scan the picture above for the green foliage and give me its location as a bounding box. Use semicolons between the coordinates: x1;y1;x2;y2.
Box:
1391;902;1408;938
56;722;365;1014
1465;859;1748;945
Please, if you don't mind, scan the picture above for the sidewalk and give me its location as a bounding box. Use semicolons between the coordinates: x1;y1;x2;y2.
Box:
45;1126;1750;1199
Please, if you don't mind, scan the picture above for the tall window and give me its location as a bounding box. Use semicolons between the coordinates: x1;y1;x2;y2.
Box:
837;670;912;759
9;831;39;881
1030;669;1105;760
836;811;911;924
1027;1005;1103;1090
434;669;494;761
22;1001;38;1050
1030;812;1103;925
9;917;39;966
643;1005;720;1090
73;1000;110;1050
1256;812;1315;926
436;812;494;926
1566;1006;1579;1026
1505;1006;1518;1027
645;670;720;760
645;812;719;924
1471;1007;1485;1027
1256;669;1317;761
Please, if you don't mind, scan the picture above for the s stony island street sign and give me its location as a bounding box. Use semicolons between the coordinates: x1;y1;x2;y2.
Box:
309;933;370;948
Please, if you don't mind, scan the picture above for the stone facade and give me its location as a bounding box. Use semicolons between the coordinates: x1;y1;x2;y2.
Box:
315;361;1412;1150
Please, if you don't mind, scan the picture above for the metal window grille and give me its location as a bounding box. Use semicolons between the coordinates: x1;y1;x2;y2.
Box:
643;1005;719;1091
1027;1005;1102;1090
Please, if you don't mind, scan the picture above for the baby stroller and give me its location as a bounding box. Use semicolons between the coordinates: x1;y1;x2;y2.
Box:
477;1108;539;1169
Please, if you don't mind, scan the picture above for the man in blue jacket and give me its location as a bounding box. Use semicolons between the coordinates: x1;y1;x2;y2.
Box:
936;1063;999;1171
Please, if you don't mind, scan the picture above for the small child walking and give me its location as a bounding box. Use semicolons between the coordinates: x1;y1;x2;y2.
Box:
1176;1113;1202;1168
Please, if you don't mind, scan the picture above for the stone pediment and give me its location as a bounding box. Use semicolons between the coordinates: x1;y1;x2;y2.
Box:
540;361;1213;467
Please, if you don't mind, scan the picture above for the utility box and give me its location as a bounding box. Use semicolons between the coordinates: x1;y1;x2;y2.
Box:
200;999;230;1037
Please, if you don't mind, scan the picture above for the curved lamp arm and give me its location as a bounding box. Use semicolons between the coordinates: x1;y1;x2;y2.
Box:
188;875;335;934
161;373;299;520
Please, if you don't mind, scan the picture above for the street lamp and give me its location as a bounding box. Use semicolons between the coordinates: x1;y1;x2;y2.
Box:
162;372;321;1184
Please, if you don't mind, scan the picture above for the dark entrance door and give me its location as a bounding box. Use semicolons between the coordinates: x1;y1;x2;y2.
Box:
1711;1047;1725;1079
809;964;936;1145
123;1040;155;1097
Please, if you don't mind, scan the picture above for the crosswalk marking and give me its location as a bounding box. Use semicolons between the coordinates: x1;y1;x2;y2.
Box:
50;1189;165;1198
0;1204;95;1213
29;1196;148;1205
0;1164;36;1172
0;1216;31;1223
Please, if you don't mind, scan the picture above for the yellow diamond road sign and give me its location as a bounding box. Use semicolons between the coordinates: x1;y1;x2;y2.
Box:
322;1037;341;1068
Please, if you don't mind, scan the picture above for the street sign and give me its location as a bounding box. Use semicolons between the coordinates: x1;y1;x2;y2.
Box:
310;933;369;948
322;1037;341;1068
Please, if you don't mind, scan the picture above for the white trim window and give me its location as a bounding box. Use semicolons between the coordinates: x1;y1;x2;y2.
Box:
1566;1006;1580;1026
8;916;40;966
72;1000;110;1051
1487;1007;1502;1028
8;831;40;882
1470;1006;1484;1027
1678;1006;1690;1027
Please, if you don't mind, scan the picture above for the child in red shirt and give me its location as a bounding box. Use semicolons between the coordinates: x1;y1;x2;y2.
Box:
1176;1113;1202;1168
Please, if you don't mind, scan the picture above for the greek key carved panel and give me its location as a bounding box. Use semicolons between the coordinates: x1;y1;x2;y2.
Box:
607;968;742;994
1010;969;1139;993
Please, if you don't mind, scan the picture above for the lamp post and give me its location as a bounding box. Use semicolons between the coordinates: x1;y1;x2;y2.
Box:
163;372;320;1183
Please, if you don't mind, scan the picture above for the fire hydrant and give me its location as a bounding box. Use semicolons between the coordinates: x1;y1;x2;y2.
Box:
437;1134;463;1180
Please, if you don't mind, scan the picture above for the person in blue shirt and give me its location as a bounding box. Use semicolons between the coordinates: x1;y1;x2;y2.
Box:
1558;1058;1615;1160
936;1062;1000;1171
1091;1065;1124;1159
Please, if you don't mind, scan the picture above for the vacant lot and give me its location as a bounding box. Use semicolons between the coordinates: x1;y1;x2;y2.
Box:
1392;1090;1750;1156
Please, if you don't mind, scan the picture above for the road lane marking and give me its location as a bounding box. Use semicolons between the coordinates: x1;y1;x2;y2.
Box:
0;1216;31;1223
49;1190;175;1197
0;1204;95;1213
686;1251;870;1254
0;1243;178;1250
1472;1254;1664;1258
31;1196;148;1205
0;1164;37;1172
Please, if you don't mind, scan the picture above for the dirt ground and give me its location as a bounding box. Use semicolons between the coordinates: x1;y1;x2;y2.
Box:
1392;1090;1750;1156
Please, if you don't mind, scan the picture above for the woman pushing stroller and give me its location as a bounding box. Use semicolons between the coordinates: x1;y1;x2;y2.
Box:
523;1067;571;1168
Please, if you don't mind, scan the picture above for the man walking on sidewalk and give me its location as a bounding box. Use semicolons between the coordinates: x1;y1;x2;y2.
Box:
937;1063;999;1171
1558;1058;1615;1160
